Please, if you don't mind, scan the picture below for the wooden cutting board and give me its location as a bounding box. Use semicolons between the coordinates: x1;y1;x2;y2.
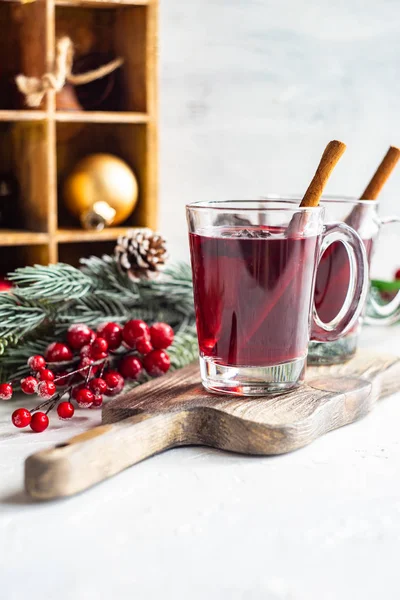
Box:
25;350;400;500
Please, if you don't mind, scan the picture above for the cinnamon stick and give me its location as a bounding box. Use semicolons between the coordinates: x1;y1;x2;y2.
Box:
360;145;400;200
288;140;346;236
300;140;347;207
345;145;400;230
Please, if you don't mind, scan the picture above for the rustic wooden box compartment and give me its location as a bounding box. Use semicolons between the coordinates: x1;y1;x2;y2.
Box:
0;2;46;111
0;0;158;275
58;239;115;266
56;121;148;230
55;4;148;113
0;120;49;233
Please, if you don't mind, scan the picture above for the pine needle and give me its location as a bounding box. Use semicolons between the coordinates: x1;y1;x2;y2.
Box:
0;293;48;351
8;263;93;300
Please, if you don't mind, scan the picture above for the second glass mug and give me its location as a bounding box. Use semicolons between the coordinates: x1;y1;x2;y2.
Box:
186;200;369;396
272;197;400;365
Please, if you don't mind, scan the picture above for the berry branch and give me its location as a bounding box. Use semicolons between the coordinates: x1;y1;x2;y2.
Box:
5;319;177;433
0;254;196;381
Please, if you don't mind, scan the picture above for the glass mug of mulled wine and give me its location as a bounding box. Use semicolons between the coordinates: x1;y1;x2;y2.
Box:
306;196;400;365
186;200;369;396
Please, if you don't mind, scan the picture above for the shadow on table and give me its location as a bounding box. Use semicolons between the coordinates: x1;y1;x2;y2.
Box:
0;487;76;506
0;489;37;506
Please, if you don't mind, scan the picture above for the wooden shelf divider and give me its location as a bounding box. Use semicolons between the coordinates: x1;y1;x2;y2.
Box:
0;0;158;273
0;232;50;247
55;111;149;124
0;111;48;122
56;227;135;242
55;0;150;7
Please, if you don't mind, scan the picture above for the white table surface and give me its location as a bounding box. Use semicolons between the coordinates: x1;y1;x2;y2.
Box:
0;326;399;600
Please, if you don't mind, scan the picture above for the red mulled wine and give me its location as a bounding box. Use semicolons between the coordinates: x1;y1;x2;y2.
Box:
315;238;373;323
189;227;320;367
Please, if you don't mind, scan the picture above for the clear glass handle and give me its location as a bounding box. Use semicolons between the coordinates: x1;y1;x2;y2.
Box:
366;215;400;326
311;222;369;342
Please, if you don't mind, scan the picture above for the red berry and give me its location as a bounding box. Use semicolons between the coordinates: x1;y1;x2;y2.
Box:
57;401;75;420
78;356;99;376
12;408;31;428
37;368;55;382
89;377;107;395
30;412;49;433
20;376;38;395
67;324;93;350
136;337;153;355
45;342;73;363
104;371;123;389
90;394;103;408
119;356;143;379
28;355;46;371
122;320;150;348
395;268;400;280
38;380;56;399
104;371;125;396
0;279;12;292
107;382;124;397
149;323;174;350
71;383;84;399
91;337;109;359
80;344;93;358
0;383;13;400
143;350;171;377
75;387;94;408
97;322;123;350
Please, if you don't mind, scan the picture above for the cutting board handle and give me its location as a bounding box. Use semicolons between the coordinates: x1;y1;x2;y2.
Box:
25;410;192;500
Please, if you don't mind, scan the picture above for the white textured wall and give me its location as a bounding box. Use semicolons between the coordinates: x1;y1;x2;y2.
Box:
159;0;400;277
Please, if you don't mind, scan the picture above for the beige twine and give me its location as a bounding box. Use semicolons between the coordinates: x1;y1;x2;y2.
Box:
16;37;124;108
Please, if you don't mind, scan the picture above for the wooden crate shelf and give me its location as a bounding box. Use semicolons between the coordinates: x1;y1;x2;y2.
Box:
56;227;132;242
0;231;50;246
0;0;158;274
55;1;150;7
55;111;149;123
0;111;48;122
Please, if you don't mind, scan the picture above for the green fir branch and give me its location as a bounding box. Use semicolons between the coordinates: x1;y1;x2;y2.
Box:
168;324;198;370
138;262;194;317
0;293;49;352
55;295;132;330
80;255;140;298
8;263;93;301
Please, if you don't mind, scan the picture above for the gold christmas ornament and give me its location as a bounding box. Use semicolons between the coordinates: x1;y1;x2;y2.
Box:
63;153;138;230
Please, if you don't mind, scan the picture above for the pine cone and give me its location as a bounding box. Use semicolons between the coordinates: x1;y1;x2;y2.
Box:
114;229;168;281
